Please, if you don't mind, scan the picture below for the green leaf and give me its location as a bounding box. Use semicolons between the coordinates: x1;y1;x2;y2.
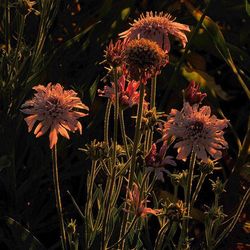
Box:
0;217;46;250
245;0;250;15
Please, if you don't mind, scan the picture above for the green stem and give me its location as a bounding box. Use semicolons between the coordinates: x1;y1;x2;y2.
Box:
119;109;130;158
178;150;196;249
191;172;207;208
6;14;26;86
85;160;97;245
119;83;145;250
104;100;112;145
154;220;170;250
107;217;138;249
215;187;250;247
102;69;119;250
52;145;67;250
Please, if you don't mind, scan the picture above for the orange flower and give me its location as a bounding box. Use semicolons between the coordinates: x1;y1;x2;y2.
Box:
21;83;89;149
120;12;190;53
125;183;161;217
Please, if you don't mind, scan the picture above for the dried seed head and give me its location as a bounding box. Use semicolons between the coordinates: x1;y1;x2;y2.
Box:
165;200;186;222
210;177;226;195
124;38;167;81
199;159;215;175
81;140;109;160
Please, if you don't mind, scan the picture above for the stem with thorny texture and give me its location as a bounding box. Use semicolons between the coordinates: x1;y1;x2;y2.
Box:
52;145;67;250
178;150;196;249
119;109;130;158
102;69;119;250
119;83;145;250
191;172;207;208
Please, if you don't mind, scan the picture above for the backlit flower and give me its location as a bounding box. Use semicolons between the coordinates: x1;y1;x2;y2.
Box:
145;143;176;182
120;11;190;53
98;74;140;109
164;102;228;162
21;83;89;149
126;183;161;217
124;38;167;82
184;80;207;105
104;39;127;68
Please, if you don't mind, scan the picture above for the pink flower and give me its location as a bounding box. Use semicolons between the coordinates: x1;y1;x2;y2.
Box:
184;80;207;105
98;75;140;109
21;83;89;149
119;11;190;53
104;39;127;68
145;143;176;182
164;103;228;162
126;183;161;217
123;38;167;82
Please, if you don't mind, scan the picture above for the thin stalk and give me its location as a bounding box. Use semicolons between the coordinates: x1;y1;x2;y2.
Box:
191;172;207;208
107;217;138;250
178;150;196;249
6;14;26;85
119;109;130;157
85;160;97;240
104;100;112;145
5;0;11;53
119;83;145;250
154;220;170;250
52;145;67;250
101;69;119;250
215;187;250;247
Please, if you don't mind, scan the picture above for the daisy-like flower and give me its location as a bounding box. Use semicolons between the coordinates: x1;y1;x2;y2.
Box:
124;38;167;82
21;83;89;149
120;11;190;53
103;39;127;68
145;143;176;182
126;183;161;218
184;80;207;105
98;74;140;109
164;102;228;162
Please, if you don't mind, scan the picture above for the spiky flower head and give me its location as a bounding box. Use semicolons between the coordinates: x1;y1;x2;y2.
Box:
184;80;207;105
120;11;190;53
163;102;228;163
80;140;109;161
165;200;187;222
124;38;167;82
21;83;89;149
98;75;140;110
145;143;176;182
125;183;161;218
104;39;127;68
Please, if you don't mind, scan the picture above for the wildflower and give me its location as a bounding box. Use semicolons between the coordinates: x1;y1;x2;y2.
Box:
18;0;40;16
21;83;89;149
184;80;207;105
120;11;190;53
145;143;176;182
80;140;109;160
124;38;167;82
126;183;161;217
98;75;140;109
165;200;187;222
198;158;215;175
164;102;228;162
210;177;226;195
103;39;127;68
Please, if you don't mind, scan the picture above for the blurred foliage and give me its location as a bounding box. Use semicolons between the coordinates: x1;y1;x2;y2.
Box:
0;0;249;249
